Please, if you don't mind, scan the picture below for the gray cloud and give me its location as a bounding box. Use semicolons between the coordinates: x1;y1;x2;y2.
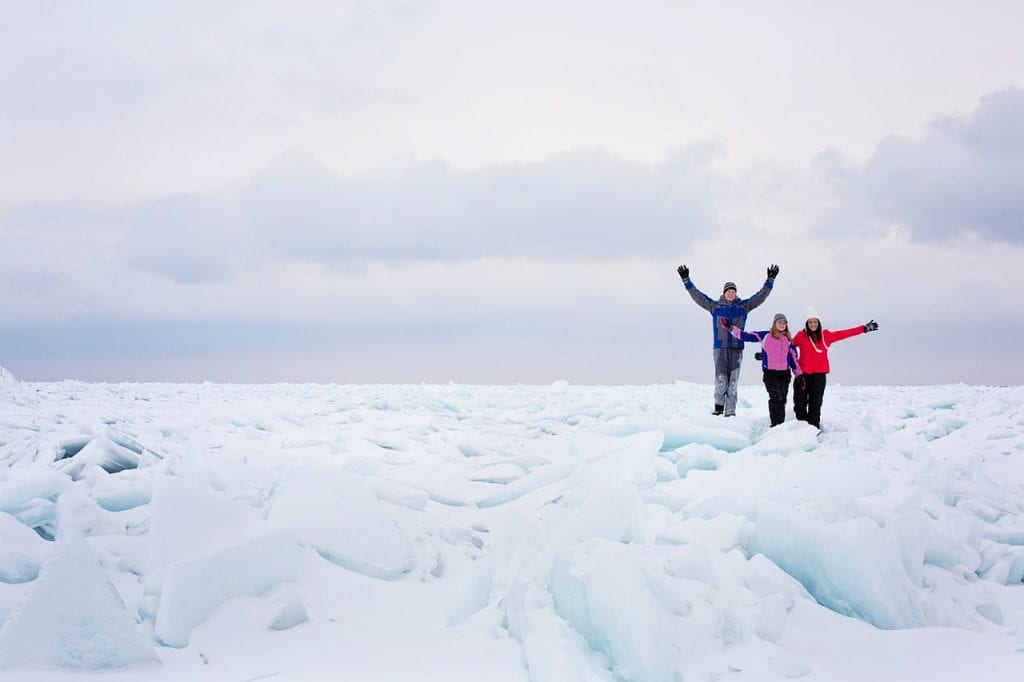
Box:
117;195;249;284
0;202;119;296
238;146;723;263
730;88;1024;244
0;143;723;289
862;88;1024;242
1;196;244;286
3;99;1024;385
0;50;153;119
4;200;114;229
6;82;1023;292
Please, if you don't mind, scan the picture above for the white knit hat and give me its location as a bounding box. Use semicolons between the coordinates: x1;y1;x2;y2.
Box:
805;306;820;322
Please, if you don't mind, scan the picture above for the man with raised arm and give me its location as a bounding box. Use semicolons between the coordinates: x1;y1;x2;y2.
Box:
677;264;779;416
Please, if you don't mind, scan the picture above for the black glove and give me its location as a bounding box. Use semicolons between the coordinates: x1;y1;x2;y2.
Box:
753;351;763;361
795;375;806;392
767;264;780;280
677;264;689;281
863;319;879;333
719;317;732;330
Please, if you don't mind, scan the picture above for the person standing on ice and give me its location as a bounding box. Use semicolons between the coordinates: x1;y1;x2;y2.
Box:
791;307;879;429
676;264;778;416
720;313;800;427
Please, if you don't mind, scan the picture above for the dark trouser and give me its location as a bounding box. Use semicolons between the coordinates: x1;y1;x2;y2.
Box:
794;372;827;428
763;369;792;427
713;348;743;416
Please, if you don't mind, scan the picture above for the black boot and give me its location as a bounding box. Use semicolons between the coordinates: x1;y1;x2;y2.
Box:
712;404;724;415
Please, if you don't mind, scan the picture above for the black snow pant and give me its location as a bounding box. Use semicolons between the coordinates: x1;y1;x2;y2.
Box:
713;348;743;416
793;372;827;428
763;369;792;427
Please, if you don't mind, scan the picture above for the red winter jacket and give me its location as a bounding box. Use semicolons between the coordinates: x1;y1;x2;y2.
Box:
792;326;863;374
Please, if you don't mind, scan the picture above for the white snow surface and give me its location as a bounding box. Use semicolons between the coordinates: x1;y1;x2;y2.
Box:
0;380;1023;681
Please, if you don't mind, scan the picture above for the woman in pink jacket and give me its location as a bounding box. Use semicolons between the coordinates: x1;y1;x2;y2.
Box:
721;313;801;427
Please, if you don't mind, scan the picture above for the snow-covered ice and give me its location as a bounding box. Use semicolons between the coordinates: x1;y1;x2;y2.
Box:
1;378;1023;681
0;534;158;670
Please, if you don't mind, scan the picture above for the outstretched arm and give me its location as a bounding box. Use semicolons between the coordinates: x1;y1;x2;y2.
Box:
825;320;878;343
742;264;778;312
727;324;763;343
824;325;868;344
677;264;715;312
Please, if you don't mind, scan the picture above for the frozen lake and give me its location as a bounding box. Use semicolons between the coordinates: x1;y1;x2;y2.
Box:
2;379;1023;681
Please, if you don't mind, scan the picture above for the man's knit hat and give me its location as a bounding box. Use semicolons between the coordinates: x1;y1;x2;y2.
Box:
773;313;788;324
722;281;737;294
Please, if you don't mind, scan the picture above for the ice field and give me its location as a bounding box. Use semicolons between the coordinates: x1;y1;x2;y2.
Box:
1;374;1024;681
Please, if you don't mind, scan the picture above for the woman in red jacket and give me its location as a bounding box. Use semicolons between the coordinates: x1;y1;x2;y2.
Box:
791;307;879;428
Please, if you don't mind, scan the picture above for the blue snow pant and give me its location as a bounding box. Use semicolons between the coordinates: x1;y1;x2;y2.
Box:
713;348;743;416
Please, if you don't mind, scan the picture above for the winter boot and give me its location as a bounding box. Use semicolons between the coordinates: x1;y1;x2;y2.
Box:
711;404;724;416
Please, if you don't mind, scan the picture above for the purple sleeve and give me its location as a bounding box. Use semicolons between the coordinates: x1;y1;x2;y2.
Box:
733;328;764;343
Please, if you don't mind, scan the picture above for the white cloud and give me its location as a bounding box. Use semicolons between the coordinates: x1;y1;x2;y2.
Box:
3;1;1023;207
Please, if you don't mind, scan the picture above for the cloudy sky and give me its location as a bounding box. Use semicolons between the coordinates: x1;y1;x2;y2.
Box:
2;0;1023;386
